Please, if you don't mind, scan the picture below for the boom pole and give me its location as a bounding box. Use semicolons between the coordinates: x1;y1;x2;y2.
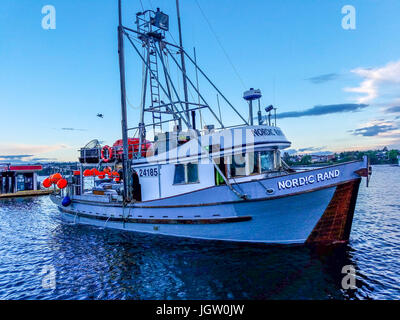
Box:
117;0;131;202
176;0;194;129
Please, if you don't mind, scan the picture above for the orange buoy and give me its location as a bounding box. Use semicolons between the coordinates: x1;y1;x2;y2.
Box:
42;178;52;188
50;173;62;184
112;171;119;177
83;169;92;177
98;173;105;179
115;177;120;183
73;170;81;176
93;168;101;176
57;178;68;189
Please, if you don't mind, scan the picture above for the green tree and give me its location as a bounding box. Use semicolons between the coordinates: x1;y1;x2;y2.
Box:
282;152;294;165
388;150;399;164
300;155;311;165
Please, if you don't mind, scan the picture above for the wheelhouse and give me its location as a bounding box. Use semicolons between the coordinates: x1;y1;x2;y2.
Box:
129;125;291;201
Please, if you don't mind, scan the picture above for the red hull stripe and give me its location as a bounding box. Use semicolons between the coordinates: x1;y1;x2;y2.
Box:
8;165;42;171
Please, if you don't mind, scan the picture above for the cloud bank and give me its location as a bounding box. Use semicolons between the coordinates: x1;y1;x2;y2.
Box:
350;120;399;137
385;106;400;114
60;128;87;131
276;103;368;119
306;73;339;84
0;143;68;156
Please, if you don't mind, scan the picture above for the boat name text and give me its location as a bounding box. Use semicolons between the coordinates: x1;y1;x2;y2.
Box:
251;128;283;137
277;169;340;190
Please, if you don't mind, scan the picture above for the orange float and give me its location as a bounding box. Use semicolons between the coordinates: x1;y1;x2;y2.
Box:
57;178;68;189
42;178;52;188
98;173;105;179
73;170;81;176
83;169;93;177
51;173;62;184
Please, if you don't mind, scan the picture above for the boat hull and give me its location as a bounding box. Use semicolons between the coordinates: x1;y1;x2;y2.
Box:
50;160;365;245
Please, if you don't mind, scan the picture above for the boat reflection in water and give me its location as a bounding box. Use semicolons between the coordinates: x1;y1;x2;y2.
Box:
49;222;361;300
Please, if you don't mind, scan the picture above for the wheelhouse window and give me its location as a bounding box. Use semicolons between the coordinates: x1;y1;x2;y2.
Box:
230;153;246;177
249;152;259;175
173;163;199;184
228;150;281;177
260;151;275;172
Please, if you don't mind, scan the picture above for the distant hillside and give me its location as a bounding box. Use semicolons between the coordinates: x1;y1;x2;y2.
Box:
283;148;399;166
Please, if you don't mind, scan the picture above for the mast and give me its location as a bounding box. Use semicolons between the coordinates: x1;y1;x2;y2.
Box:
117;0;131;202
176;0;194;129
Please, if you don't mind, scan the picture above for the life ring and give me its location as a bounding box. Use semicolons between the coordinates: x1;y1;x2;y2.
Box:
101;145;113;163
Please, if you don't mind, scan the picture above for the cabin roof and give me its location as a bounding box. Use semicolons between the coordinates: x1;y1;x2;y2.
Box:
133;125;291;165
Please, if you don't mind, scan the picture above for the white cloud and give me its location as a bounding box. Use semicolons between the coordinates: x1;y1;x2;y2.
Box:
345;60;400;104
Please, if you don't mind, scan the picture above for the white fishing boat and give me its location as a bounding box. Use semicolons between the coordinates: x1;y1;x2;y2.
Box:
50;1;371;245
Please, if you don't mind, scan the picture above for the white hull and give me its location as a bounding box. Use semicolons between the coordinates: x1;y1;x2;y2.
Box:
51;160;366;245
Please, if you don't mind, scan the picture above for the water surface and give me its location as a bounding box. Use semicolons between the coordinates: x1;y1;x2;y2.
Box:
0;165;399;299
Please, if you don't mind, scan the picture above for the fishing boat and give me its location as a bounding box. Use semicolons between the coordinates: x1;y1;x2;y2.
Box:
50;0;371;245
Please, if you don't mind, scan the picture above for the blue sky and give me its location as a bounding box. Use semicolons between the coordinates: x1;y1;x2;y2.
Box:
1;0;400;162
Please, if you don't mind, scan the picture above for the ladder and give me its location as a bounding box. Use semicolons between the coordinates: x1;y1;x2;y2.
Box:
136;14;164;132
148;42;163;132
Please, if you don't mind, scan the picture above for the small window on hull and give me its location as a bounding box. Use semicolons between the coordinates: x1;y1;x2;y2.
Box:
187;163;198;183
173;164;185;184
173;163;199;184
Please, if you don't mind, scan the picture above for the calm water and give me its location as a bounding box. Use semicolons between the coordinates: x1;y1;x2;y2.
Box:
0;165;399;300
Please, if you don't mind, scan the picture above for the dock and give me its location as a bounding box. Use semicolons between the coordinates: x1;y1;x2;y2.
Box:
0;190;53;199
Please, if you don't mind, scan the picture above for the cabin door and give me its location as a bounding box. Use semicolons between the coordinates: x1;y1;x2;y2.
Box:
215;158;227;185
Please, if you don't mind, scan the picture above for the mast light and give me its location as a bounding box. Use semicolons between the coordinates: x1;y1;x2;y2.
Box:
265;105;274;113
152;8;169;31
243;88;262;101
243;88;262;126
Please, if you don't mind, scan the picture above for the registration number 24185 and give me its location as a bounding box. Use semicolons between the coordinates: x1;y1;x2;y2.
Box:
138;167;158;177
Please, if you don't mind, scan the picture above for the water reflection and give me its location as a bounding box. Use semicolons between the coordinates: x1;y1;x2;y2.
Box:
46;224;360;300
1;165;399;299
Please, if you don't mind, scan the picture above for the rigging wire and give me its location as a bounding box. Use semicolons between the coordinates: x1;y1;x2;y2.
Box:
194;47;203;129
194;0;247;90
